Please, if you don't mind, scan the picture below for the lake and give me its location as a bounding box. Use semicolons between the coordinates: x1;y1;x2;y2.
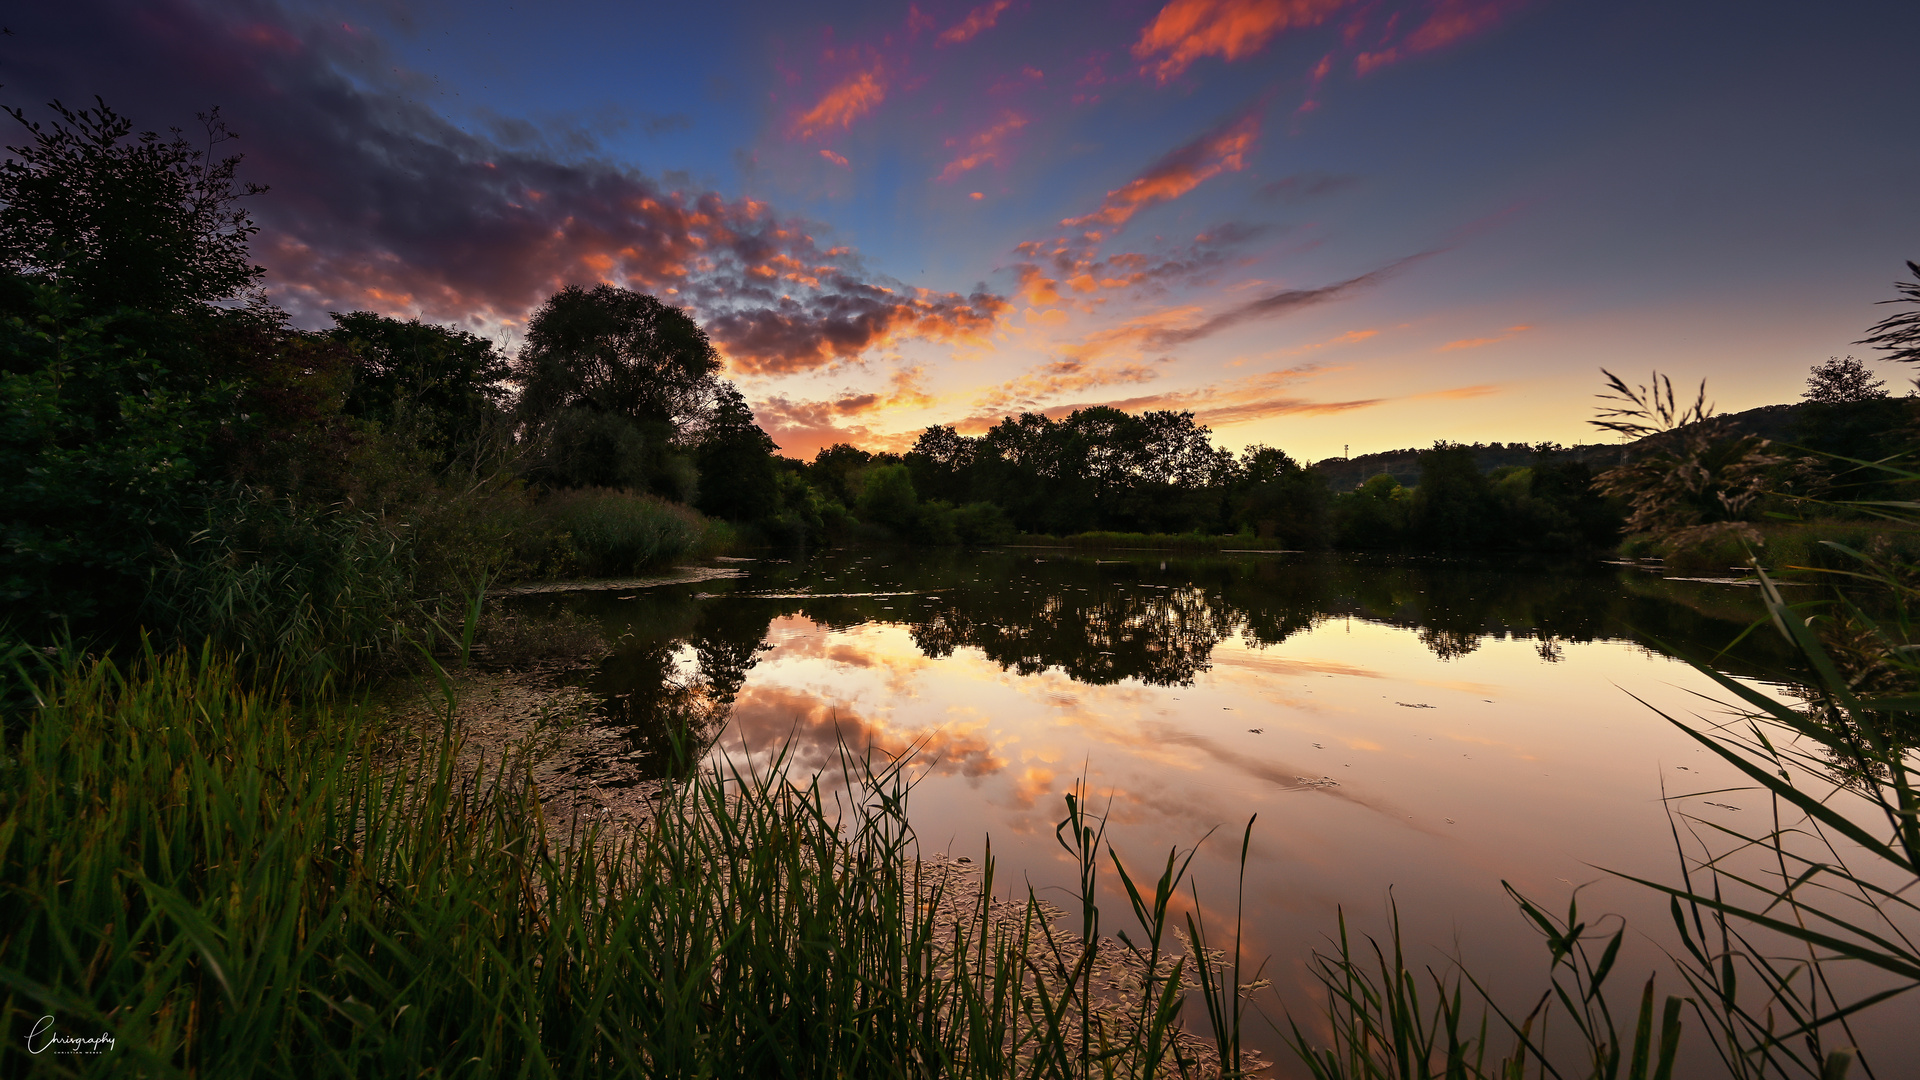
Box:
518;549;1908;1074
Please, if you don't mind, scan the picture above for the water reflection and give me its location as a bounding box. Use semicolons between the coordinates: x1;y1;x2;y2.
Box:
547;552;1791;759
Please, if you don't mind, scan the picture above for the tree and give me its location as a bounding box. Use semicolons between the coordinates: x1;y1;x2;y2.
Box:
510;284;720;429
1413;443;1497;551
695;384;780;522
1857;260;1920;365
327;311;510;461
1803;355;1886;404
1234;445;1330;546
0;99;264;313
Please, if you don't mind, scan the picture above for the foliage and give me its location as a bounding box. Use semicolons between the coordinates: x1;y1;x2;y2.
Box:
1590;369;1795;547
0;98;264;313
1233;446;1329;547
536;486;710;577
328;310;510;456
1856;260;1920;366
1803;356;1887;405
511;283;720;429
1288;893;1685;1080
694;383;781;522
0;283;223;630
142;487;429;693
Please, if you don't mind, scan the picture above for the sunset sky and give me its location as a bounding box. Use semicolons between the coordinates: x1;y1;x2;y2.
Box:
6;0;1917;459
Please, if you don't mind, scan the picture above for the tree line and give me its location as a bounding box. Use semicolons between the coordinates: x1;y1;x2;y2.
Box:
7;96;1918;668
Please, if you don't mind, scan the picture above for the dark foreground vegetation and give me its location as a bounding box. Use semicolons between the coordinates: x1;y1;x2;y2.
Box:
4;95;1920;1076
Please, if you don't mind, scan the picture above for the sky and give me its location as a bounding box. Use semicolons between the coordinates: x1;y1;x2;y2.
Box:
5;0;1918;460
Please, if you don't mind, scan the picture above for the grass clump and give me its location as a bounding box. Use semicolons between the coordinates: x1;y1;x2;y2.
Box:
535;486;712;577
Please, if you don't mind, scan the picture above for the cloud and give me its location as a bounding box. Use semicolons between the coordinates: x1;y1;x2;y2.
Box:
747;368;938;455
1416;383;1499;399
1256;170;1359;201
793;63;887;138
1133;0;1350;82
937;0;1013;45
819;148;851;167
945;366;1388;434
1437;324;1530;351
3;1;1008;374
1145;251;1435;348
936;112;1028;182
706;284;1010;374
728;684;1007;779
1061;102;1263;229
1009;223;1267;313
1354;0;1525;75
972;355;1166;415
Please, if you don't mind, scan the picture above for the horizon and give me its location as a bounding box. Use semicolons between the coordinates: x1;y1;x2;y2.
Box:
5;0;1916;460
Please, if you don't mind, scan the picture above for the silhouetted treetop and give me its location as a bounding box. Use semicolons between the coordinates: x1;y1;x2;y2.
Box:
0;98;265;312
1803;356;1887;405
511;284;721;428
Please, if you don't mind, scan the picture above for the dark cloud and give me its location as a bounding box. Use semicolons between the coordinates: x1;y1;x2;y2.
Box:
1256;170;1360;202
1147;250;1437;347
0;0;1005;372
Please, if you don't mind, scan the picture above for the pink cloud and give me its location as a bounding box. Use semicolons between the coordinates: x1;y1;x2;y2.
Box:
1133;0;1350;82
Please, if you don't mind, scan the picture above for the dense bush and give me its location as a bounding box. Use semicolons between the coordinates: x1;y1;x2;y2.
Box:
537;487;709;577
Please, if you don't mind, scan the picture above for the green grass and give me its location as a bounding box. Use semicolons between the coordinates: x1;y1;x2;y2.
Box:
0;645;1258;1078
535;487;712;577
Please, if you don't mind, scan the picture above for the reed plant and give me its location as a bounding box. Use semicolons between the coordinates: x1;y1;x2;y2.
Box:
0;645;1259;1078
536;486;711;577
142;487;435;695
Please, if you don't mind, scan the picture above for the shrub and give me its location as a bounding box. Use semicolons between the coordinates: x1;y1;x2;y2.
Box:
536;487;707;576
143;487;429;692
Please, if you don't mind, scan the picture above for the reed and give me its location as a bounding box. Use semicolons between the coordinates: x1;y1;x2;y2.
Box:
0;646;1257;1078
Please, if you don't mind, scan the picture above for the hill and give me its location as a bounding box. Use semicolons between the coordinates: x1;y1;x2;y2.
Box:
1308;402;1820;491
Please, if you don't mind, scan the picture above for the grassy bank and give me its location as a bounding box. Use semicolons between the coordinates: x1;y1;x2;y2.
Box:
0;646;1258;1077
1621;518;1920;575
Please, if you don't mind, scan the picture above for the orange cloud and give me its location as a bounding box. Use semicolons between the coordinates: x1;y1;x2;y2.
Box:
937;0;1013;45
1133;0;1349;82
1062;104;1262;229
710;285;1011;375
1355;0;1524;75
944;367;1389;435
1417;383;1500;400
936;113;1028;182
795;65;887;138
1437;323;1530;351
819;149;850;167
728;684;1007;780
974;356;1165;414
1015;263;1062;306
969;191;985;200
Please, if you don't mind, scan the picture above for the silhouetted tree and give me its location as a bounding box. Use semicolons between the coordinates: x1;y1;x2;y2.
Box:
695;384;781;522
1;99;264;314
329;311;509;454
511;284;720;427
512;285;718;496
1803;356;1887;405
1414;443;1497;551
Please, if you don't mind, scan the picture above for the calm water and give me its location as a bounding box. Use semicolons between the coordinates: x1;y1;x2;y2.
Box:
523;550;1907;1073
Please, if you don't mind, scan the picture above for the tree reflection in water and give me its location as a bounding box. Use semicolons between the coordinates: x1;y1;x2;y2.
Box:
536;550;1799;782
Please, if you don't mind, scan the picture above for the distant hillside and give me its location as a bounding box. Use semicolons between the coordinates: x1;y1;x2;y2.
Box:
1308;402;1817;491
